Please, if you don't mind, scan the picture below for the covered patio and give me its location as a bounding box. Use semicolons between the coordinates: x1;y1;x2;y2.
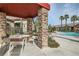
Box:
0;3;50;54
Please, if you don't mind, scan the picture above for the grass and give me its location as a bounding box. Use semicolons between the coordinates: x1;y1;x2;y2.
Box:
48;37;60;48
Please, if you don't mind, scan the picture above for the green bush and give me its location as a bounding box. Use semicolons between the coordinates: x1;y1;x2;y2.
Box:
48;37;60;48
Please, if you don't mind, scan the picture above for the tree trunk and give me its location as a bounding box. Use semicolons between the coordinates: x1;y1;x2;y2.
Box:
61;20;62;31
32;19;37;33
65;19;67;31
73;21;75;32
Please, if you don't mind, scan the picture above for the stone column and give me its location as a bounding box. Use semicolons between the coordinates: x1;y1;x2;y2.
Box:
0;12;6;38
38;8;48;48
27;18;32;36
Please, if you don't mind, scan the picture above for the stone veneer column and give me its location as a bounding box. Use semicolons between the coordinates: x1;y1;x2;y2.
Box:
38;8;48;48
27;18;32;36
0;12;6;38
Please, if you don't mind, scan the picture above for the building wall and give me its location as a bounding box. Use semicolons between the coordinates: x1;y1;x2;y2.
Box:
6;20;28;35
14;20;27;34
7;21;14;28
22;21;27;34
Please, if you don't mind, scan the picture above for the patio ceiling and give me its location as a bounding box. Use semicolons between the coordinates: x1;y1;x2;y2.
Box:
0;3;50;18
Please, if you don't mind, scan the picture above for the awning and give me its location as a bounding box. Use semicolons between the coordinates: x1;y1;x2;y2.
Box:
0;3;50;18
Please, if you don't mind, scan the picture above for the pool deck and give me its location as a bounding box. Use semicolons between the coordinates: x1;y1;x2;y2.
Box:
4;34;79;56
4;32;79;56
52;32;79;42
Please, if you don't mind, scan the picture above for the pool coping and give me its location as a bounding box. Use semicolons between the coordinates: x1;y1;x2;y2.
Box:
55;36;79;42
52;33;79;42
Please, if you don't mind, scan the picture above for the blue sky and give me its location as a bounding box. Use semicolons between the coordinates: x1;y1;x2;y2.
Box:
48;3;79;26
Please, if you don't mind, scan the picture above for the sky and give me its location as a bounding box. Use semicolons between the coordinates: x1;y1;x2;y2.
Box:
48;3;79;26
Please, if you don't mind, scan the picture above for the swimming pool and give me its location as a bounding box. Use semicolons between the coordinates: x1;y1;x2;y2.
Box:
61;32;79;36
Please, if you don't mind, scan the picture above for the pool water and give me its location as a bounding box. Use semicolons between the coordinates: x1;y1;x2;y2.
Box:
61;32;79;36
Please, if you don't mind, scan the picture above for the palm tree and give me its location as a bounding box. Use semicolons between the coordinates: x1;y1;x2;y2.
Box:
64;14;69;31
59;16;64;31
32;17;41;34
71;15;78;32
48;24;53;32
77;16;79;23
32;19;38;36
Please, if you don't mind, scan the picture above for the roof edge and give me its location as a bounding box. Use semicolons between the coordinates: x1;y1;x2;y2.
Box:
37;3;50;10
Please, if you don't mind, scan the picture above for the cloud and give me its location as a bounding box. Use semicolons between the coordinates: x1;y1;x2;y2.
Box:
64;3;71;8
63;4;74;16
62;3;79;24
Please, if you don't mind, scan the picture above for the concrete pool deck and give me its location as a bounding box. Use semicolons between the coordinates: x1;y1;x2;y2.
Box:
4;35;79;56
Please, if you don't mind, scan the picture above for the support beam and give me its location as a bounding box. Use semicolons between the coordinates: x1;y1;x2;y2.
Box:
38;8;48;48
27;18;32;36
0;12;6;38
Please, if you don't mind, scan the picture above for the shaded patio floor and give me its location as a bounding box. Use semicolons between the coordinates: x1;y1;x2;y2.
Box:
10;45;22;56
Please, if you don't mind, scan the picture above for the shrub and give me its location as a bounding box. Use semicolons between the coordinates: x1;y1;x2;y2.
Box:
48;37;60;48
